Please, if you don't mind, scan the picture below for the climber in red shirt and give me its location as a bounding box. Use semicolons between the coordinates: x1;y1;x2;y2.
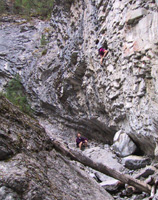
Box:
96;39;108;65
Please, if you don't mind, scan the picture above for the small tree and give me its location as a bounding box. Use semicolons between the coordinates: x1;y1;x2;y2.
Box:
5;75;33;116
14;0;54;19
0;0;7;14
0;0;54;19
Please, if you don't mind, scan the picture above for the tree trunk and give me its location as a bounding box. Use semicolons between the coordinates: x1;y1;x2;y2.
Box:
52;139;151;194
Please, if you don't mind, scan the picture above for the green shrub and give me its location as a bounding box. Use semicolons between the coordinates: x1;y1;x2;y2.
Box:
0;91;5;97
0;1;7;14
15;0;54;19
41;49;48;56
40;34;48;46
5;75;33;116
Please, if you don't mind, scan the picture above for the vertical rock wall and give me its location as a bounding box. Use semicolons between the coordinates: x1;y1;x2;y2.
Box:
0;0;158;154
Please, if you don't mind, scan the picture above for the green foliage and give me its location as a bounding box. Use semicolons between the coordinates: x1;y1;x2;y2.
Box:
5;75;33;116
0;0;54;19
40;34;48;46
0;91;5;97
41;49;48;56
0;1;7;14
14;0;54;19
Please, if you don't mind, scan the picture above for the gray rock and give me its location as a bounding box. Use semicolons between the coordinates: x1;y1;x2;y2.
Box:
0;186;20;200
112;130;137;157
0;0;158;157
154;141;158;160
0;144;13;160
134;166;156;179
129;193;148;200
122;155;151;170
100;179;121;192
95;171;113;182
137;79;146;97
126;8;147;25
82;145;125;185
68;142;77;149
83;146;123;171
1;1;158;199
109;91;120;100
0;96;113;200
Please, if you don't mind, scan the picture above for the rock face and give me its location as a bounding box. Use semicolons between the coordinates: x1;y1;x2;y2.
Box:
0;95;113;200
0;0;158;156
112;130;137;157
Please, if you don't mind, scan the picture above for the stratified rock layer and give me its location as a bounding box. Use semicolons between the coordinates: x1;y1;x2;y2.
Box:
0;0;158;155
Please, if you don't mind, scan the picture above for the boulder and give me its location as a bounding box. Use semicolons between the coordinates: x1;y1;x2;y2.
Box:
83;146;123;171
0;186;20;200
95;171;112;182
112;130;137;157
100;179;121;192
122;155;151;170
134;166;156;179
83;145;125;186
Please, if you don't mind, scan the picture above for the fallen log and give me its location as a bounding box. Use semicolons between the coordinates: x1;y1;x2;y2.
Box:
52;139;151;194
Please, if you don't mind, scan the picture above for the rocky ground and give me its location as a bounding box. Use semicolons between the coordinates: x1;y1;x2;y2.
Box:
0;95;114;200
40;118;158;199
1;0;158;155
1;94;158;199
68;142;158;200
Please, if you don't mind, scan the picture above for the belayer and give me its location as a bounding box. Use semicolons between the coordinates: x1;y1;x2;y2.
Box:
76;133;88;150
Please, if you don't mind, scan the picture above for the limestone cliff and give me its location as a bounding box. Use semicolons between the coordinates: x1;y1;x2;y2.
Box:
0;0;158;155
